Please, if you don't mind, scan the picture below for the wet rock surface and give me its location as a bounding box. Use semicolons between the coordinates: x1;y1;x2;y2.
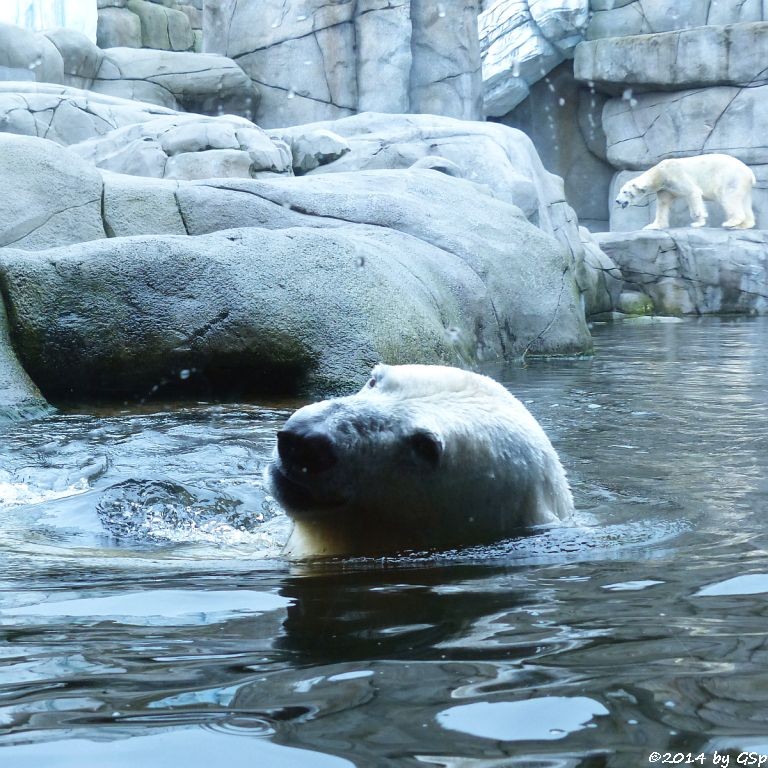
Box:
595;229;768;316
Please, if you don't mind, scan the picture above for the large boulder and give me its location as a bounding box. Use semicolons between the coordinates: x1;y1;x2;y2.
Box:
0;134;105;251
0;174;591;398
126;0;195;51
203;0;483;128
93;48;260;116
594;229;768;316
0;159;591;399
0;82;177;146
70;114;292;179
97;7;143;49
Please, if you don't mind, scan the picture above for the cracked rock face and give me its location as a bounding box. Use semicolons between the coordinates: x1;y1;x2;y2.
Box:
0;138;590;398
96;0;200;52
603;85;768;170
0;83;177;146
203;0;483;128
0;21;258;120
93;47;260;116
480;0;589;116
70;114;292;180
0;133;105;251
587;0;768;40
576;23;768;92
595;229;768;316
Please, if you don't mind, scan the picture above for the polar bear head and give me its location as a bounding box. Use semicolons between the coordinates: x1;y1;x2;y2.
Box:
266;364;573;559
615;176;654;209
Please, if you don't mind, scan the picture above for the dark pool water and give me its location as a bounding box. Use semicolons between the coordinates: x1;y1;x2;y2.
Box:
1;317;767;767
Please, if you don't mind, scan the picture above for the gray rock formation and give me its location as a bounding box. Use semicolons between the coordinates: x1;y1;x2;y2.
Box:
70;114;292;179
203;0;483;128
0;133;105;251
44;28;104;90
480;0;589;116
0;213;586;399
574;226;623;317
268;128;351;175
97;0;200;52
576;23;768;92
271;111;623;317
270;112;585;261
0;22;65;84
602;85;768;170
93;47;260;115
0;299;50;421
0;149;590;398
0;83;176;146
586;0;768;40
0;19;257;120
595;229;768;316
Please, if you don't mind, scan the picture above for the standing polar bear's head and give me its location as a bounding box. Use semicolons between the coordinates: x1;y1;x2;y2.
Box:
267;364;573;559
615;176;654;208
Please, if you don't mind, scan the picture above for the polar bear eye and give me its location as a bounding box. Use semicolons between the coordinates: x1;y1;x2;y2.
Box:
367;377;376;388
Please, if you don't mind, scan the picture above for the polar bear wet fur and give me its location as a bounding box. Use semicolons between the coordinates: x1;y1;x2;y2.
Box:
615;154;756;230
267;364;573;558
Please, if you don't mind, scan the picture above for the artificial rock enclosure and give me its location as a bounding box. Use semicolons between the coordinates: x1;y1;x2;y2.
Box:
0;0;766;416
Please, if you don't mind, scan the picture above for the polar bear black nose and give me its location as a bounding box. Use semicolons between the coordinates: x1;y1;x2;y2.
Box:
277;428;338;475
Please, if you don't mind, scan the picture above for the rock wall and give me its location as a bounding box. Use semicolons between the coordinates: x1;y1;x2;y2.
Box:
203;0;484;128
97;0;201;52
480;0;589;116
0;22;259;118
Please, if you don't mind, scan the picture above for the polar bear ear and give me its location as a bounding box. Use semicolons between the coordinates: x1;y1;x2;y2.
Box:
408;429;444;468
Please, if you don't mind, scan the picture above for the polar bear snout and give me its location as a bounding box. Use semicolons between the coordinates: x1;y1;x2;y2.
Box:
277;426;338;476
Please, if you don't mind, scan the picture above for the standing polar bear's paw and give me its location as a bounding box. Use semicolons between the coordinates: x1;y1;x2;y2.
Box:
266;364;574;559
615;154;756;231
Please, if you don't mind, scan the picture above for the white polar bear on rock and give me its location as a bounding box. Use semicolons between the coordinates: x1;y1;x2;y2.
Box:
615;154;756;230
267;364;574;559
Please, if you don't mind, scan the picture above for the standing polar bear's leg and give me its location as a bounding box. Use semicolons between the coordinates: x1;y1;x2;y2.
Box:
661;167;708;227
644;190;673;230
684;187;708;227
722;181;756;229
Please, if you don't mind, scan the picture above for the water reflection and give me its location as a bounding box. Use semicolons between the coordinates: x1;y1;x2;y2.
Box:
0;318;767;766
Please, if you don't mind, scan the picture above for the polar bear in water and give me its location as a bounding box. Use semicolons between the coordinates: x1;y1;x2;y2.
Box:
267;364;573;559
615;154;756;230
